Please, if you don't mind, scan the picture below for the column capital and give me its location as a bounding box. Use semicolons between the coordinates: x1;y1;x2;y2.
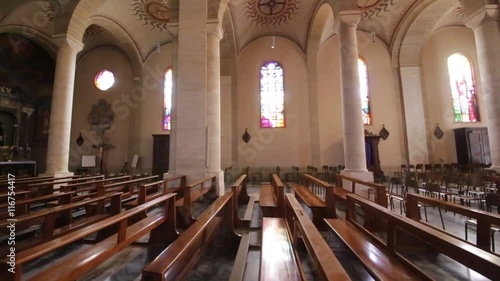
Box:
465;4;499;30
333;10;362;33
206;21;224;40
52;34;84;52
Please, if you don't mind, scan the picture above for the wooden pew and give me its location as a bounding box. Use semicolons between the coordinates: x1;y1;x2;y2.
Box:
0;193;177;281
98;175;159;201
281;194;351;281
0;192;122;254
0;192;74;218
287;173;336;227
231;174;251;229
142;191;236;281
0;175;79;192
406;193;500;252
124;175;187;209
22;175;105;196
326;193;500;280
176;176;218;226
60;175;131;194
335;174;388;207
259;173;285;217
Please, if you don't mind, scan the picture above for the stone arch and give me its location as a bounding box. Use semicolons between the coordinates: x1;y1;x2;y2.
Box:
0;25;57;58
306;2;335;166
66;0;105;42
84;16;143;77
391;0;458;67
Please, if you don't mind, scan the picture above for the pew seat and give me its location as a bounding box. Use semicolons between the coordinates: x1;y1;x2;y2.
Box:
325;218;423;280
288;183;327;227
260;217;301;281
259;184;276;208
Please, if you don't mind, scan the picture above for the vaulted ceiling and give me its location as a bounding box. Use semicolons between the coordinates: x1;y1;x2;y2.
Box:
0;0;478;64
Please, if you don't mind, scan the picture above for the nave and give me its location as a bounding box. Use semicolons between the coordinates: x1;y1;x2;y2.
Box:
4;171;499;280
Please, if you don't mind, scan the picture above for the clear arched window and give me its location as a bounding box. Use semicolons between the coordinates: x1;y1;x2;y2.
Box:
358;58;371;125
163;67;172;131
448;53;480;122
260;61;285;128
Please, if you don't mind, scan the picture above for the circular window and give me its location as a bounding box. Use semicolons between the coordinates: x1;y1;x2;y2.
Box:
94;69;115;91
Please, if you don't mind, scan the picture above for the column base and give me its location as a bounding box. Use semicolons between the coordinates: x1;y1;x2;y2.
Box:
207;169;225;196
340;170;374;198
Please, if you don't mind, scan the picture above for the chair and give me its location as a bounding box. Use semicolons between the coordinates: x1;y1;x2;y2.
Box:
284;166;299;183
252;166;263;184
389;177;407;215
421;182;446;230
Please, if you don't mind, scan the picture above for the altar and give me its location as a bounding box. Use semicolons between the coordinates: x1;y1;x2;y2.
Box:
0;161;36;176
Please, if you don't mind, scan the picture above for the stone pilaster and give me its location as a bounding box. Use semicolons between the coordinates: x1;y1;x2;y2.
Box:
206;21;224;195
466;5;500;171
45;36;83;176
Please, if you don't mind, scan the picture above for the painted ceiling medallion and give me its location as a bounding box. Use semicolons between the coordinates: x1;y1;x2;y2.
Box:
358;0;382;10
131;0;170;31
245;0;300;27
362;0;396;20
144;1;170;23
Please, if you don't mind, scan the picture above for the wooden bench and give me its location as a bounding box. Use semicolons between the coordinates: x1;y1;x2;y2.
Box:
124;175;186;209
231;174;251;230
406;193;500;252
288;173;336;227
0;175;74;190
23;175;105;196
259;173;285;217
98;175;159;201
0;192;74;218
0;192;122;254
282;194;351;281
142;191;236;281
327;193;500;280
335;174;387;207
0;193;177;281
59;175;131;194
176;176;218;226
260;217;301;281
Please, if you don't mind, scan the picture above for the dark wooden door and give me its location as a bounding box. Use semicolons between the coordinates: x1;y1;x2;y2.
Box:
152;134;169;176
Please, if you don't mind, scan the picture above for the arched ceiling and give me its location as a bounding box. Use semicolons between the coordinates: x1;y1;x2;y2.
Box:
0;0;476;65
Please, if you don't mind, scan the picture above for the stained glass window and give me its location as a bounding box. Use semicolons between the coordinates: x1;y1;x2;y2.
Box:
260;61;285;128
163;68;172;131
358;58;371;125
94;69;115;91
448;53;480;122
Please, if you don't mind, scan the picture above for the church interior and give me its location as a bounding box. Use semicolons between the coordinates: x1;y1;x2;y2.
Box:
0;0;500;280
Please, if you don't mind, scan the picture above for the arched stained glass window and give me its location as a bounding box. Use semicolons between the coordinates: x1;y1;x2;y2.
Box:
260;61;285;128
448;53;480;123
163;67;172;131
358;58;371;125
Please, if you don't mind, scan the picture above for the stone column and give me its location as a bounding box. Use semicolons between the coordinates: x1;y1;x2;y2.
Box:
45;36;83;176
466;5;500;171
337;11;373;190
175;0;209;188
206;21;225;195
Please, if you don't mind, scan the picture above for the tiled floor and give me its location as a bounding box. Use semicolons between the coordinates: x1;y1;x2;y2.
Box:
19;183;498;281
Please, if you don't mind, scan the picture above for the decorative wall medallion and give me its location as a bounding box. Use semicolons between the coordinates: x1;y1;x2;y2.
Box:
76;133;84;146
242;129;251;143
379;125;389;140
84;24;105;39
88;99;115;136
434;124;444;140
245;0;300;26
131;0;170;31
